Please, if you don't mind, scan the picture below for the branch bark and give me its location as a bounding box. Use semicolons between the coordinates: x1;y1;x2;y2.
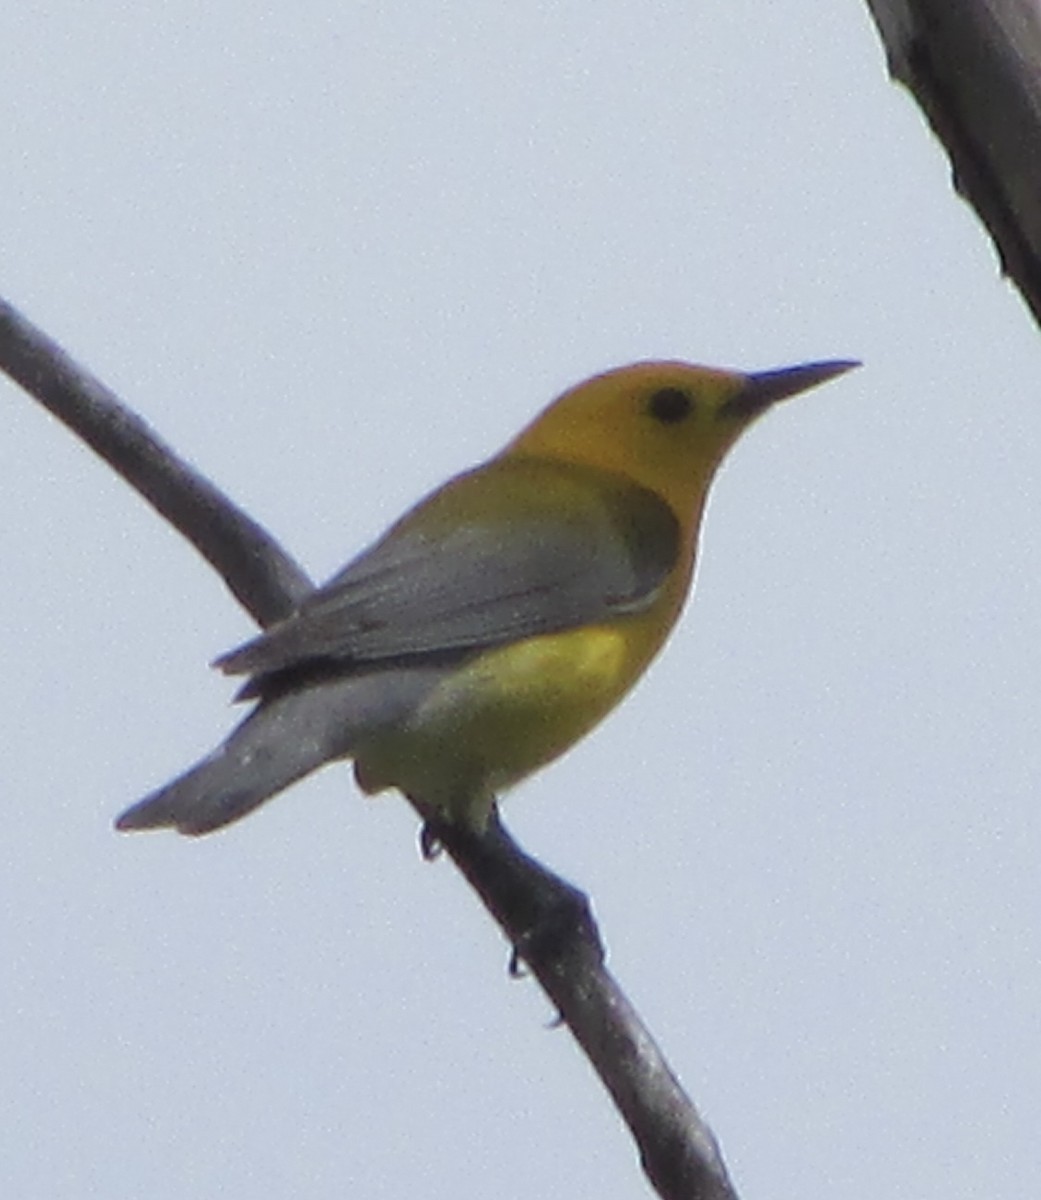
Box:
865;0;1041;327
0;296;738;1200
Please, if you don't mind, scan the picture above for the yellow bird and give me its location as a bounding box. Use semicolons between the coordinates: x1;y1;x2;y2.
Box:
116;358;856;836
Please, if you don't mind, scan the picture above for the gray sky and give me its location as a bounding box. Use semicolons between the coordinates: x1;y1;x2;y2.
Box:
3;3;1040;1198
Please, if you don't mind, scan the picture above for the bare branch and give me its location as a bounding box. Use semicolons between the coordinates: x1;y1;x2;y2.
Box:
0;298;312;626
865;0;1041;326
1;296;738;1199
432;812;738;1200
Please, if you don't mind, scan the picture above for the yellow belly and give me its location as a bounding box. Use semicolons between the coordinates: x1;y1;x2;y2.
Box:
353;619;663;827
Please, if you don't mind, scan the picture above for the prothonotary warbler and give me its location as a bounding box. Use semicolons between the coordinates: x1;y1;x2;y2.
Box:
116;358;857;836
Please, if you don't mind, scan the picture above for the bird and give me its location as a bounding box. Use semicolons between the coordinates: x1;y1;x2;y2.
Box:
116;357;857;837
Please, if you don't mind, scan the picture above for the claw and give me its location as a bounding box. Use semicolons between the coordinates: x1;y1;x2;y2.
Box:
419;821;443;860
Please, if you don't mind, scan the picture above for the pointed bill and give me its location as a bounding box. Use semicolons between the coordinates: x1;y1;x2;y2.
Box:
721;359;860;420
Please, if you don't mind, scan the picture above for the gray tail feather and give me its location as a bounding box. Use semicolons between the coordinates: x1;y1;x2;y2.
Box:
116;700;345;835
115;667;442;836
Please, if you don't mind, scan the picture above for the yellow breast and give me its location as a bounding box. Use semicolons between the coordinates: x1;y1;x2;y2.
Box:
353;570;689;828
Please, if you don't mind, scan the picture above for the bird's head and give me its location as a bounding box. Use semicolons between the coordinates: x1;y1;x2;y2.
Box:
509;359;859;515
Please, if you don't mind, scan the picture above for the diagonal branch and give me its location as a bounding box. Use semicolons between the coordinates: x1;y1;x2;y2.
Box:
865;0;1041;328
0;299;312;626
0;295;738;1200
431;812;737;1200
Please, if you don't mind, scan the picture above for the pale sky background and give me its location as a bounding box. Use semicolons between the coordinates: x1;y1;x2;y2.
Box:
2;4;1040;1198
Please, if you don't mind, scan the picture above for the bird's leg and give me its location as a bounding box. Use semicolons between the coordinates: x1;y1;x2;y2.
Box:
422;802;605;976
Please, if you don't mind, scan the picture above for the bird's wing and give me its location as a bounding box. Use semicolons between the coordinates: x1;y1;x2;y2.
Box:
216;458;680;688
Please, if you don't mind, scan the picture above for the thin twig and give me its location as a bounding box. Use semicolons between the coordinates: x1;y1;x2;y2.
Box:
0;298;312;625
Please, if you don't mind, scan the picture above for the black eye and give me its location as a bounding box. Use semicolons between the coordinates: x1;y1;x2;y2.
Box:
646;387;693;424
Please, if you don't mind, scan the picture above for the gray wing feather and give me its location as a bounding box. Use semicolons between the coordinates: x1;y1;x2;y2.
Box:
217;459;679;689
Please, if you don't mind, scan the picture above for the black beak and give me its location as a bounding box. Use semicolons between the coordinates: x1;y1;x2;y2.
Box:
720;359;860;420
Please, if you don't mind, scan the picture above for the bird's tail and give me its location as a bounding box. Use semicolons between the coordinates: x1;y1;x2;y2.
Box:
115;668;440;836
